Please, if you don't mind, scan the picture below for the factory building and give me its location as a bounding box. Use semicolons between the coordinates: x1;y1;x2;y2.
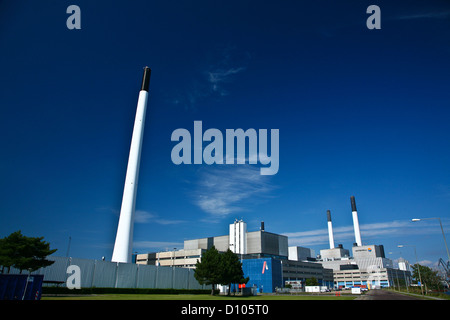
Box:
317;197;411;289
137;196;411;291
182;220;289;260
136;249;205;269
137;219;334;292
241;258;283;293
320;244;404;288
288;246;316;262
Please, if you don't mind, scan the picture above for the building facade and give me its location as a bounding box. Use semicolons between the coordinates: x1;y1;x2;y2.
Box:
137;220;334;292
136;249;205;269
318;244;411;289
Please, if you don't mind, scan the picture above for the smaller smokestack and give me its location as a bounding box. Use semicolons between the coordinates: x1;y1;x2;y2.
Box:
350;196;362;247
327;210;335;249
261;221;265;232
141;66;151;91
351;196;357;212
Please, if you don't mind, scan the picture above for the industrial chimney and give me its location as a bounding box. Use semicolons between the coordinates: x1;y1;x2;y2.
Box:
327;210;335;249
350;196;362;247
112;67;151;263
261;221;265;232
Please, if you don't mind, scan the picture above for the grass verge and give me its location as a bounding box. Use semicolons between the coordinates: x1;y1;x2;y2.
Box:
42;293;357;300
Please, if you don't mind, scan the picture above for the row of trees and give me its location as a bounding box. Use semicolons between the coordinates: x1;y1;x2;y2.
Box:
0;230;56;274
194;246;248;295
411;263;446;291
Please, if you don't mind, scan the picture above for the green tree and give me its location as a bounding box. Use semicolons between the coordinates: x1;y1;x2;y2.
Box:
305;277;319;286
411;263;443;291
219;249;249;295
194;247;249;296
194;246;222;295
0;230;57;274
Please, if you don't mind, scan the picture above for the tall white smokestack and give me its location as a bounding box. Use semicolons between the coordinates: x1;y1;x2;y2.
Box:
327;210;335;249
229;219;247;255
351;196;362;247
112;67;151;263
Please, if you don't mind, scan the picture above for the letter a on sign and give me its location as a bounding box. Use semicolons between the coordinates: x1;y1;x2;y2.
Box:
66;265;81;289
366;5;381;29
66;5;81;30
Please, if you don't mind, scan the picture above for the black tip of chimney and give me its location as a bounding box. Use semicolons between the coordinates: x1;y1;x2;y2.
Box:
350;196;357;212
327;210;331;222
141;67;151;92
261;221;265;231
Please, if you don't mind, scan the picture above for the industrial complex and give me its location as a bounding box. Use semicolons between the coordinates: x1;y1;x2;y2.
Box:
1;68;416;298
136;196;412;292
111;68;411;293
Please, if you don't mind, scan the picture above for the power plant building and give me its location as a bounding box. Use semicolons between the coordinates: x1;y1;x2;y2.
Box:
137;196;412;291
137;220;334;292
317;197;411;289
182;222;289;260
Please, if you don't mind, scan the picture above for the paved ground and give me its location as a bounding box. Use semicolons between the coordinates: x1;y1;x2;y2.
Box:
355;289;424;300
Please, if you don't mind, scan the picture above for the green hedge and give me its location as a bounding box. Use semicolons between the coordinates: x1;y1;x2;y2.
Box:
42;287;218;295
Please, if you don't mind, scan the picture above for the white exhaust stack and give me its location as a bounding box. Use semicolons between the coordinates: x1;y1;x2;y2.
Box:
229;219;247;255
351;196;362;246
327;210;335;249
112;67;151;263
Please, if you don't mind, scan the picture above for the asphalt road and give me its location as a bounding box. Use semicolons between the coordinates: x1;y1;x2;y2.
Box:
355;289;424;300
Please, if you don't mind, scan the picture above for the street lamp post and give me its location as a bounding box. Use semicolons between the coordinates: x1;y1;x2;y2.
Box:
412;217;450;263
398;244;424;296
172;248;177;289
403;267;409;293
388;251;405;291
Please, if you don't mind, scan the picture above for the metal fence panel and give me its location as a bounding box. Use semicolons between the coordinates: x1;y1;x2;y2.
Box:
38;256;69;283
173;267;189;289
116;263;137;288
154;266;173;288
136;264;157;288
70;258;95;288
3;256;208;290
91;260;117;288
187;269;203;290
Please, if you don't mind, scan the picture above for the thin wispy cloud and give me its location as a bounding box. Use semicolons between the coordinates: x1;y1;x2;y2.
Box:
284;219;447;247
169;45;248;109
207;66;246;96
135;210;186;225
193;165;274;218
395;11;450;20
133;241;183;251
284;226;353;247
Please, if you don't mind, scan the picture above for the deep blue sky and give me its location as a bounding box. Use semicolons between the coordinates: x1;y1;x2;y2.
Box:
1;1;449;269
